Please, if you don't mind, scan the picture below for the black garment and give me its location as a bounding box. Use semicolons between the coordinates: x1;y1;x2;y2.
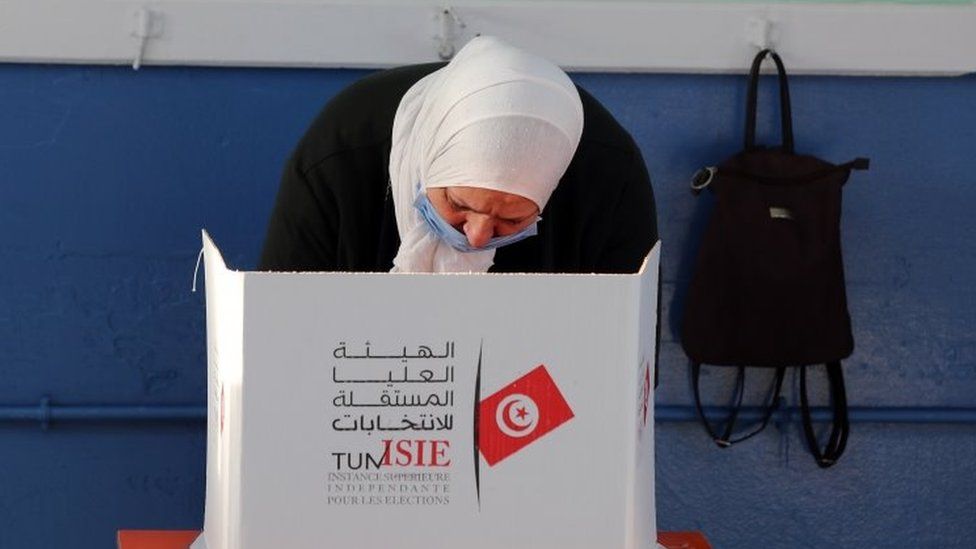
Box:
259;63;657;273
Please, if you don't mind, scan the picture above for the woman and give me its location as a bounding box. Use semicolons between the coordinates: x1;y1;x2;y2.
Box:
259;36;657;273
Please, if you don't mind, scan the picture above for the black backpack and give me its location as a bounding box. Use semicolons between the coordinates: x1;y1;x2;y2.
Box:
681;50;869;468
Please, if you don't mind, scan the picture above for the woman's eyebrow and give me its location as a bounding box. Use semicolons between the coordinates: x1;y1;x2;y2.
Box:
446;191;476;212
447;189;536;221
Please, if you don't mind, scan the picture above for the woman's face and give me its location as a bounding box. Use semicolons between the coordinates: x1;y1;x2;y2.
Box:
426;186;539;249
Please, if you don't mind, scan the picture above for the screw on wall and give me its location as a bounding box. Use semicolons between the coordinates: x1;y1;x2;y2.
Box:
130;8;164;70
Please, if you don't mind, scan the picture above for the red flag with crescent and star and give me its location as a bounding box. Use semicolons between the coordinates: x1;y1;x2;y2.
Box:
478;365;574;466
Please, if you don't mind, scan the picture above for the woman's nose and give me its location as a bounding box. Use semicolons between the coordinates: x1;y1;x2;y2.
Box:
463;215;494;248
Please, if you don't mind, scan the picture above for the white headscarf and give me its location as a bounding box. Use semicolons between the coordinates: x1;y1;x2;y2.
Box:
389;36;584;273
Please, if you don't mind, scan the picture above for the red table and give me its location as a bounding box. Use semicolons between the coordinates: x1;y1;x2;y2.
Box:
117;531;199;549
118;530;711;548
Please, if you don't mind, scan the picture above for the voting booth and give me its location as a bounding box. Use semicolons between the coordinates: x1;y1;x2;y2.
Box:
194;231;660;549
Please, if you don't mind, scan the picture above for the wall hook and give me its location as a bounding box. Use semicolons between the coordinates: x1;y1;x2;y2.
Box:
436;7;466;60
131;8;164;70
745;16;773;50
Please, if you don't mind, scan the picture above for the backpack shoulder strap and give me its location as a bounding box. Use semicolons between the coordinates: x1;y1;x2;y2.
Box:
692;363;786;446
799;361;850;468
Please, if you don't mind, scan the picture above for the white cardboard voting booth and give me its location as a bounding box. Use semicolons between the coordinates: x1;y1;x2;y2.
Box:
194;231;659;549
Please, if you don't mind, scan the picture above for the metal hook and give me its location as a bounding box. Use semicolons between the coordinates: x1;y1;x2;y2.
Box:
436;7;466;60
745;16;773;50
131;8;163;70
690;166;717;195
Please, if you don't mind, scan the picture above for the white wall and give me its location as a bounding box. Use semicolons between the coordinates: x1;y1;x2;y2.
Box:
1;1;974;74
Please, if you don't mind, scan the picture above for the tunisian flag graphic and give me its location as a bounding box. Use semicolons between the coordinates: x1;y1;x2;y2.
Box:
479;365;574;466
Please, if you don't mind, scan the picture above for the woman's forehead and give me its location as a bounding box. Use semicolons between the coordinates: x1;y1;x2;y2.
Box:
446;186;538;215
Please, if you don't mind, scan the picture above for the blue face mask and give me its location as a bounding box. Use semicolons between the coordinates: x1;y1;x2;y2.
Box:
414;187;540;253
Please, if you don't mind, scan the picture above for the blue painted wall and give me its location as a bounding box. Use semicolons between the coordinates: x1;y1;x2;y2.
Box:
1;63;974;548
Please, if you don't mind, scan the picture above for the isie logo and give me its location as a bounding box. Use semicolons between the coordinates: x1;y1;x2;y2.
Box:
478;365;574;466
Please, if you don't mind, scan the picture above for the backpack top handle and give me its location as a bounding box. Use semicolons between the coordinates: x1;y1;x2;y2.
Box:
745;49;795;154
